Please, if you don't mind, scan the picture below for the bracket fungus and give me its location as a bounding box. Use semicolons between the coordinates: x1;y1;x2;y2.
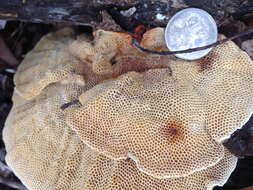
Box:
3;27;253;190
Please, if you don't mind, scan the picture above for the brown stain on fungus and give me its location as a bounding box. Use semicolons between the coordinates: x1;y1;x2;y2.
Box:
132;25;148;43
160;120;185;144
198;52;217;72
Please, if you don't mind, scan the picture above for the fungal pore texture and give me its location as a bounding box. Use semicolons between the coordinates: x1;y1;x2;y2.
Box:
3;27;253;190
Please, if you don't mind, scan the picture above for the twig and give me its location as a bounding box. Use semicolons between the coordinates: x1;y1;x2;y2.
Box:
132;28;253;55
60;99;80;110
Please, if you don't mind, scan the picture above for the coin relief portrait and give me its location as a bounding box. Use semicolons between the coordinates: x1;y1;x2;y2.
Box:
165;8;218;60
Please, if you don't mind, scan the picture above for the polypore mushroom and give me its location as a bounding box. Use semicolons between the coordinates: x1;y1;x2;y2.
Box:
3;27;253;190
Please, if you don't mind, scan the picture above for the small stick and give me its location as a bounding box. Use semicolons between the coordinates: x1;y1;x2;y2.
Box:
60;99;80;110
132;28;253;55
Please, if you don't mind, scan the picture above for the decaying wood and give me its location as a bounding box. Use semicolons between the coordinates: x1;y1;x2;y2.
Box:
0;0;253;31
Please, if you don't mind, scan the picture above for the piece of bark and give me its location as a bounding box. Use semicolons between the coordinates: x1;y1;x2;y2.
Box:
0;0;253;31
240;185;253;190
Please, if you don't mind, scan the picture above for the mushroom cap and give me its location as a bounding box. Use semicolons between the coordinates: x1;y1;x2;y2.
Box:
4;87;237;190
14;28;85;100
68;27;253;144
66;69;224;178
3;27;253;189
100;149;237;190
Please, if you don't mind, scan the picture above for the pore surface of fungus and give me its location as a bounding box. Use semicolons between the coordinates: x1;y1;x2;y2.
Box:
3;27;253;190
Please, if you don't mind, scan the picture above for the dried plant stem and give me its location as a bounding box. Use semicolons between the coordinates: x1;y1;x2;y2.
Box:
132;28;253;55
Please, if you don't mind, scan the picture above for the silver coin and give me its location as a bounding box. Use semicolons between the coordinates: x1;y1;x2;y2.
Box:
165;8;218;60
